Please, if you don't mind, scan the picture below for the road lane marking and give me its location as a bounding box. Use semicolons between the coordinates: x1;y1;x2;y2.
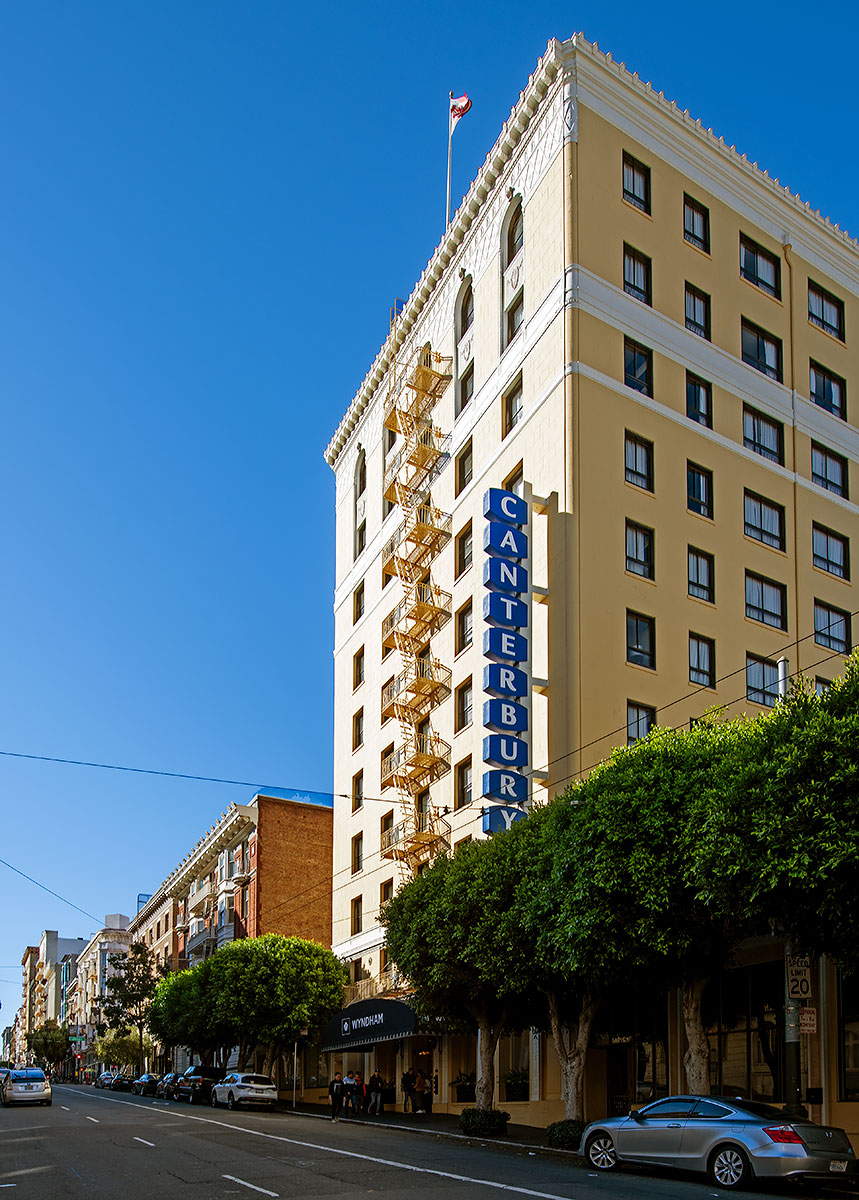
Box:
85;1117;99;1123
60;1107;70;1111
73;1093;581;1199
222;1176;278;1197
133;1137;155;1147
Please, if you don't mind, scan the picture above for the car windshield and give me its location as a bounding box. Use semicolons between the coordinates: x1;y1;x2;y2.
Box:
11;1070;45;1081
241;1075;274;1085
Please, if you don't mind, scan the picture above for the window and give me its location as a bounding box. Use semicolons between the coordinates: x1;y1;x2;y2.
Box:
456;600;473;653
355;521;366;555
815;677;832;696
351;832;363;875
506;293;524;345
744;490;785;550
808;280;845;341
685;283;711;340
747;653;780;707
353;581;365;622
623;245;652;304
809;361;846;419
458;361;474;414
625;432;654;491
456;440;473;495
380;878;394;906
503;378;523;437
688;547;714;603
455;757;473;809
380;809;394;841
689;634;715;687
455;678;473;731
353;646;365;689
683;194;709;252
811;442;848;497
504;464;524;495
622;152;650;213
350;896;363;936
743;405;783;464
352;708;364;750
814;601;851;653
745;571;787;629
383;427;397;518
455;523;473;577
507;204;524;263
686;373;712;427
380;742;394;787
687;462;713;518
625;520;654;579
627;701;655;745
740;235;781;298
458;281;474;339
741;319;783;382
352;770;363;813
626;610;655;669
624;338;653;396
813;524;849;579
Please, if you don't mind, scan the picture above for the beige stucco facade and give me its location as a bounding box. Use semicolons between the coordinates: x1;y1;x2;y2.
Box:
324;36;859;1133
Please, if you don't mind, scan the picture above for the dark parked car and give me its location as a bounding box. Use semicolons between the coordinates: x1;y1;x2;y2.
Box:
132;1073;161;1097
174;1065;225;1104
581;1095;857;1189
110;1074;134;1092
155;1072;179;1100
94;1071;116;1089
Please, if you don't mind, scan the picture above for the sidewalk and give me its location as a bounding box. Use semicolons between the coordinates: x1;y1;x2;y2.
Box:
279;1101;572;1154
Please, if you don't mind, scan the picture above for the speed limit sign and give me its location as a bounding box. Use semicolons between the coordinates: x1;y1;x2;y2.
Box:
787;955;812;1000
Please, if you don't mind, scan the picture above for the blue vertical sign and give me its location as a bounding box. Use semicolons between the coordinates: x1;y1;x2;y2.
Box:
482;488;529;806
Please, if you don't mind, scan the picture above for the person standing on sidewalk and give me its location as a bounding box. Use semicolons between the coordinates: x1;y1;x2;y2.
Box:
367;1070;384;1116
414;1070;426;1113
328;1072;344;1121
342;1070;358;1116
401;1066;417;1113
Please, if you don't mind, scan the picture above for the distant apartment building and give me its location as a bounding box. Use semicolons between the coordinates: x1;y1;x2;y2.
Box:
323;36;859;1131
66;915;132;1078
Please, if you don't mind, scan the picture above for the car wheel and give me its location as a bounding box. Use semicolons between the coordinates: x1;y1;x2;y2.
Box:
45;1100;52;1107
709;1144;751;1190
585;1132;618;1171
227;1093;235;1111
211;1091;219;1107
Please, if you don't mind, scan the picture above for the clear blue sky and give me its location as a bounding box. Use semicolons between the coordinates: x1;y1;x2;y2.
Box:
1;0;857;1026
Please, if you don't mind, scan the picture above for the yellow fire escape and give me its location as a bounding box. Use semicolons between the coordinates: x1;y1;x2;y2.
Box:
379;337;454;878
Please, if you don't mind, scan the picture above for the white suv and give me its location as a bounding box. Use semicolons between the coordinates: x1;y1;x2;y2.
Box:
211;1073;277;1111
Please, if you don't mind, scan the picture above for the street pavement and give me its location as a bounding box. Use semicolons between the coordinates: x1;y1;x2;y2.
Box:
0;1084;849;1199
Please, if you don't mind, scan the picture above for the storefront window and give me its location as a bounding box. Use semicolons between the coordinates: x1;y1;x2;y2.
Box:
839;969;859;1101
594;991;669;1114
305;1045;330;1089
500;1032;531;1101
703;961;784;1102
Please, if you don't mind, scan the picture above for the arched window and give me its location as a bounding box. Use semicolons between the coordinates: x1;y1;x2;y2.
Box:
456;277;475;417
353;448;367;560
458;282;474;341
501;198;524;350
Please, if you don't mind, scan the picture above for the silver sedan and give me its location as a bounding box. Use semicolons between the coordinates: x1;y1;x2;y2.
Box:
1;1068;52;1107
580;1094;857;1189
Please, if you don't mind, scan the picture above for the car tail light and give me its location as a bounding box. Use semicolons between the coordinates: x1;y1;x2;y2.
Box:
763;1126;803;1144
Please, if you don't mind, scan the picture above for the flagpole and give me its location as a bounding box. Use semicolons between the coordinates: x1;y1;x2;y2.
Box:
446;91;453;228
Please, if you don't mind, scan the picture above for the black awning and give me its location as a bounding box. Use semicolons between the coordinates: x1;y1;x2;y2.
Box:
321;998;417;1053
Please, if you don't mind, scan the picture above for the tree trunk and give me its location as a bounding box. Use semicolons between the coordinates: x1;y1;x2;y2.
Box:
262;1044;277;1080
236;1038;250;1072
546;990;597;1121
681;977;710;1094
474;1014;504;1111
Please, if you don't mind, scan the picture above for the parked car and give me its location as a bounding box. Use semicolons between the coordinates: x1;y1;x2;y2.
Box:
94;1071;116;1089
581;1094;858;1190
1;1068;52;1107
132;1073;161;1097
211;1073;277;1111
174;1065;225;1104
110;1074;134;1092
155;1072;179;1100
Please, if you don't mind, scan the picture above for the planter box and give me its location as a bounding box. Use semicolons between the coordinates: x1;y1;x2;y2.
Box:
454;1083;476;1103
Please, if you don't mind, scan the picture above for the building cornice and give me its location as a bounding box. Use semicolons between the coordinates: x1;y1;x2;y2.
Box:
162;803;258;899
324;35;859;471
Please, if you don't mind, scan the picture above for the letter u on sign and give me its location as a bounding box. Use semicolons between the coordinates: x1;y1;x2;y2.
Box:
483;734;528;769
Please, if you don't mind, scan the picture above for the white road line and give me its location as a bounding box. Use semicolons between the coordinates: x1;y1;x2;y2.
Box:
222;1176;278;1197
60;1106;70;1111
75;1093;581;1200
85;1116;99;1123
133;1137;155;1147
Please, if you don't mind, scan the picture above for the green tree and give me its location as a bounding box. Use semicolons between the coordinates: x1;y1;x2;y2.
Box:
383;837;536;1110
148;963;222;1064
95;1028;153;1069
26;1020;70;1069
103;942;163;1075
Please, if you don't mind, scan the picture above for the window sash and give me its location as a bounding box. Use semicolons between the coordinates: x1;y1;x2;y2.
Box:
626;612;655;668
624;341;652;395
687;465;712;517
810;363;845;418
740;239;779;297
742;322;782;380
743;407;783;463
815;602;850;652
745;573;786;629
625;434;653;490
625;522;653;577
689;635;715;687
685;286;710;338
809;284;844;339
747;655;779;707
627;702;655;744
623;155;650;211
688;549;714;602
812;444;847;495
813;525;848;578
683;196;709;250
744;491;784;549
686;374;712;426
623;248;651;304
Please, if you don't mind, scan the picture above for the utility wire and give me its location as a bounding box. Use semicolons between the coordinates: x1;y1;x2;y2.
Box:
0;856;99;923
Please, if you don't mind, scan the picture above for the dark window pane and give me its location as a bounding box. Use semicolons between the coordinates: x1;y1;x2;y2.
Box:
624;339;653;396
687;463;713;518
686;373;712;427
688;548;714;602
625;433;653;490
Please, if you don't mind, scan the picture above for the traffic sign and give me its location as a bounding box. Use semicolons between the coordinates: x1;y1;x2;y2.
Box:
787;955;812;1000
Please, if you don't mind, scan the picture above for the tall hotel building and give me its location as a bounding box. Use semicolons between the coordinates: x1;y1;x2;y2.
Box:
324;36;858;1126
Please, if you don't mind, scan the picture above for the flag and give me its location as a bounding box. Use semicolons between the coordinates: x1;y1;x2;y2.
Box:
449;93;472;134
